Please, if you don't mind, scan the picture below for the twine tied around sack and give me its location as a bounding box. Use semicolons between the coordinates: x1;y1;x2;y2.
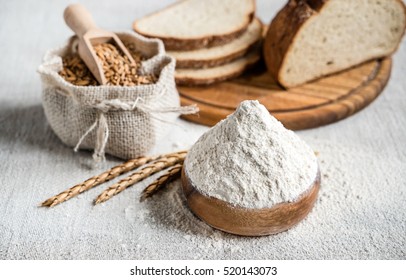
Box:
73;97;198;162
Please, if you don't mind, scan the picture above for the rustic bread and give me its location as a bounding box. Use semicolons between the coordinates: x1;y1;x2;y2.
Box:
264;0;406;88
168;18;263;69
175;49;260;86
133;0;255;51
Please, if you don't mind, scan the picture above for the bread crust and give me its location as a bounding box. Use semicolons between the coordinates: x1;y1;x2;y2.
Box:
175;53;260;86
173;19;264;69
263;0;315;87
305;0;327;11
175;40;259;68
263;0;406;88
133;0;255;51
158;25;252;51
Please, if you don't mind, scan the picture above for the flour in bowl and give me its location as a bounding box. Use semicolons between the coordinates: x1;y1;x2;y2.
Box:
185;100;318;209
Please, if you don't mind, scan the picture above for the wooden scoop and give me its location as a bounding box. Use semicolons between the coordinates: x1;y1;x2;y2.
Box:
182;167;320;236
63;4;135;85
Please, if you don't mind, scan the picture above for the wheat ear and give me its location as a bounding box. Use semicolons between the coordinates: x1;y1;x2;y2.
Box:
41;151;186;207
94;151;187;205
140;163;182;202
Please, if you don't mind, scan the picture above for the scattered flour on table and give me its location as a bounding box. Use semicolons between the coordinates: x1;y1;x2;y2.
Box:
185;100;318;209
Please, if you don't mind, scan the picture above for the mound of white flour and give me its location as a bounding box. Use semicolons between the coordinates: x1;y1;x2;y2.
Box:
185;100;318;209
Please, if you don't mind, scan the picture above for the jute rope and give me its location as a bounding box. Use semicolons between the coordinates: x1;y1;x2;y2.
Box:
72;97;198;162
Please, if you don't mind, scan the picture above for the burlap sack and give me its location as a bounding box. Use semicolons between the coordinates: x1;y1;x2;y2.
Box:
38;32;197;161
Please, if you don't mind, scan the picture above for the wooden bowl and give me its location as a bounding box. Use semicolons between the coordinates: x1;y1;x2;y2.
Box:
181;167;320;236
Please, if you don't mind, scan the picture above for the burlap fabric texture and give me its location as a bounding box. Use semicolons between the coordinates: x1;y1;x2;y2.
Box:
38;32;197;161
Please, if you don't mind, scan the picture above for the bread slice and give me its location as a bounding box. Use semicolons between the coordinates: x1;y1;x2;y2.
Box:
264;0;406;88
133;0;255;51
175;49;260;86
168;18;263;69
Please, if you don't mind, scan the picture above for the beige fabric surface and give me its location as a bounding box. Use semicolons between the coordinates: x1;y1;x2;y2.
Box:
0;0;405;260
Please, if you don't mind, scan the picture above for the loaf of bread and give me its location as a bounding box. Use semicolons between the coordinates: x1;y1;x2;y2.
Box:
168;18;263;69
133;0;255;51
264;0;406;88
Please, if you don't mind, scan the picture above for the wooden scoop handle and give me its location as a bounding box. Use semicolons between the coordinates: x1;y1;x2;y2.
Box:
64;4;97;37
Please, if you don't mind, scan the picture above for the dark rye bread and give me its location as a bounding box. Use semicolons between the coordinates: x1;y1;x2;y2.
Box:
264;0;406;88
133;0;256;51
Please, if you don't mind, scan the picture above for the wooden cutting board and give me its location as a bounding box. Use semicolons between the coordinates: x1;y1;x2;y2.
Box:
179;58;391;130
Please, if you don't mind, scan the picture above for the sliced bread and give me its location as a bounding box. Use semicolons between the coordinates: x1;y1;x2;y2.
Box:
175;49;260;86
168;18;263;69
264;0;406;88
133;0;256;51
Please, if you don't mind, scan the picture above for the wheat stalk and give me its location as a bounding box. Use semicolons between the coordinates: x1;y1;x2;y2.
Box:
41;155;156;207
94;151;187;205
41;151;186;207
140;163;182;202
